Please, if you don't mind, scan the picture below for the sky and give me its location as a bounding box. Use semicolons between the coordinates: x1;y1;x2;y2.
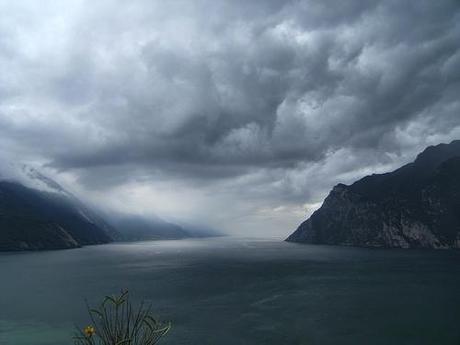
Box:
0;0;460;237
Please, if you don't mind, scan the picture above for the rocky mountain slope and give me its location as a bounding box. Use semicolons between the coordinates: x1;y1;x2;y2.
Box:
0;165;219;251
286;140;460;249
0;166;114;251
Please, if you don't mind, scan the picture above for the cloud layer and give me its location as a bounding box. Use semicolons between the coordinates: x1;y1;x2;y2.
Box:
1;0;460;235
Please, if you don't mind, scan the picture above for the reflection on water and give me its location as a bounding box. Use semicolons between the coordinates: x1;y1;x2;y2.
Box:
1;237;460;345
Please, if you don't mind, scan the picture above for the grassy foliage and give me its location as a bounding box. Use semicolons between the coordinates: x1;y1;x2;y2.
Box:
74;290;170;345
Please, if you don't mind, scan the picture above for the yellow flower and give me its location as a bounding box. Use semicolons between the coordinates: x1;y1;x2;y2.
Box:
84;325;96;337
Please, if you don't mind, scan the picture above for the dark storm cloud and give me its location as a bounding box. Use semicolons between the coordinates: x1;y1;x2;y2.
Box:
1;0;460;234
54;1;460;171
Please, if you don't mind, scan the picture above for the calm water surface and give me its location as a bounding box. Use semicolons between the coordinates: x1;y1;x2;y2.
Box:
0;237;459;345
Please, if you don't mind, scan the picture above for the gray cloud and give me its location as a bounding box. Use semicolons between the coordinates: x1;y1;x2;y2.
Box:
0;0;460;235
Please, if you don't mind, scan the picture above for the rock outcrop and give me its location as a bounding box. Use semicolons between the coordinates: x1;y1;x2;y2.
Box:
286;140;460;249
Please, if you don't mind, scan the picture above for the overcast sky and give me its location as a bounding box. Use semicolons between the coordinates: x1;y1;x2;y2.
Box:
1;0;460;237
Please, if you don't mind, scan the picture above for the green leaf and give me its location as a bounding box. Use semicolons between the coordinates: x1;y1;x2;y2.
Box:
89;309;104;318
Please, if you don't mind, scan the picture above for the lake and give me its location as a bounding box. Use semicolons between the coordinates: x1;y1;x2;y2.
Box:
1;237;459;345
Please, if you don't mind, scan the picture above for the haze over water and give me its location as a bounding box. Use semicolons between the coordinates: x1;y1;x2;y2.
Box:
1;237;459;345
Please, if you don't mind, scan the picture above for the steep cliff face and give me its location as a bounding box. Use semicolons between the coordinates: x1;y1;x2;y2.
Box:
286;141;460;249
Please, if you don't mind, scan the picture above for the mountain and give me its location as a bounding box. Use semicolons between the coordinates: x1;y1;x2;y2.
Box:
0;165;220;251
0;165;114;251
174;223;223;238
286;140;460;249
110;214;222;241
110;215;189;241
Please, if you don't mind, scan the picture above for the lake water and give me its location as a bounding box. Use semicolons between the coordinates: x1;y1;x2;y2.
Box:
1;237;459;345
